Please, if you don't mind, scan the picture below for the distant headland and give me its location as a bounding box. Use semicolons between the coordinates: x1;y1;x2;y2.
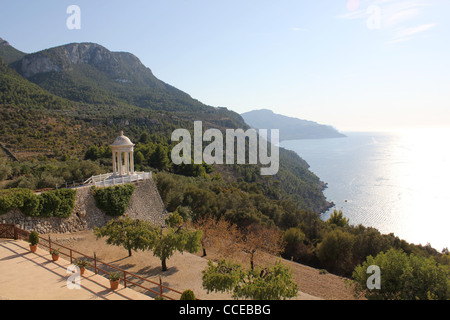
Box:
241;109;346;142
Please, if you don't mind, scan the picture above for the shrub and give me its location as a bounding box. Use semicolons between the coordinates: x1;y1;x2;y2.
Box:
20;190;41;217
28;231;39;246
92;184;135;216
5;175;38;190
0;188;39;216
0;188;76;218
0;157;12;180
316;229;355;276
283;227;306;259
52;189;77;218
74;258;91;268
39;191;62;217
353;249;450;300
109;272;121;282
180;289;196;300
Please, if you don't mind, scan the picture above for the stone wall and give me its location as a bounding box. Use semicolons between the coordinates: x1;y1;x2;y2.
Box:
0;177;168;235
124;178;169;226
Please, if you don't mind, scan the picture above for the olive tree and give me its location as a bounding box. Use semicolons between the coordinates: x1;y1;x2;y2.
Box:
147;211;202;271
94;216;154;257
95;213;202;271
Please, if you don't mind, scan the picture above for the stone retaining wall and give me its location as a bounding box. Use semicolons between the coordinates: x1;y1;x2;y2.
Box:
125;178;169;226
0;177;168;234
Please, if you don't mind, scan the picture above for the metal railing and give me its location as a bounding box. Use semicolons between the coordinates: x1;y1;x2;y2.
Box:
1;224;184;300
91;172;152;188
52;172;152;191
54;178;94;191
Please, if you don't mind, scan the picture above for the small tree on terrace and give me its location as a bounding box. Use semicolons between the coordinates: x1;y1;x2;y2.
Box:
94;216;153;257
148;211;202;271
95;213;202;271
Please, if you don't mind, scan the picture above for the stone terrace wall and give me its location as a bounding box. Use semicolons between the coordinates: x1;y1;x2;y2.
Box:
124;178;169;226
0;177;168;235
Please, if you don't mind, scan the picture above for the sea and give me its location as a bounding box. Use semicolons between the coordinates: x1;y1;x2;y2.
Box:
280;128;450;252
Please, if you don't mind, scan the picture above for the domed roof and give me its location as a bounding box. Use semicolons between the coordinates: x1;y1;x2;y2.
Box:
111;131;135;147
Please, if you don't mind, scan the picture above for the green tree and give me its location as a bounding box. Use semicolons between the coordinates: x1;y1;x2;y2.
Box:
351;226;391;266
173;162;208;177
327;209;349;227
182;186;216;221
283;227;306;260
134;151;145;165
352;249;450;300
84;146;101;161
202;259;298;300
154;172;185;212
150;144;170;171
139;132;151;144
94;216;154;257
147;211;202;271
0;157;12;180
316;229;355;275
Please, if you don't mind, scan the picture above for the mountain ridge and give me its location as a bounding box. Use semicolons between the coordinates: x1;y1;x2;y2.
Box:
10;42;206;111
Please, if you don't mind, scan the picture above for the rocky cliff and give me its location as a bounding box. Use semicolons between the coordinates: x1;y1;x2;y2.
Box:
13;42;160;85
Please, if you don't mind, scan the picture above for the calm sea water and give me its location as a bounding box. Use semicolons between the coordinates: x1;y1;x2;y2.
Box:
281;129;450;251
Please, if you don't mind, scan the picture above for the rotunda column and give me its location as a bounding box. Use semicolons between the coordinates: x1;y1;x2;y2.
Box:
119;152;123;176
131;151;134;174
125;151;129;175
112;152;116;176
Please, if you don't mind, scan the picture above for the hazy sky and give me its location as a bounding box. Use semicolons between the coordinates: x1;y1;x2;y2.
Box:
1;0;449;131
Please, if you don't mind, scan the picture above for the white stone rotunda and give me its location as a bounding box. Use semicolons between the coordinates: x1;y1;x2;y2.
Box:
111;131;135;176
85;131;151;187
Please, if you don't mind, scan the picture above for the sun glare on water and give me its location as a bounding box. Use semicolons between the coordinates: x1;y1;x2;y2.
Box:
388;128;450;249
